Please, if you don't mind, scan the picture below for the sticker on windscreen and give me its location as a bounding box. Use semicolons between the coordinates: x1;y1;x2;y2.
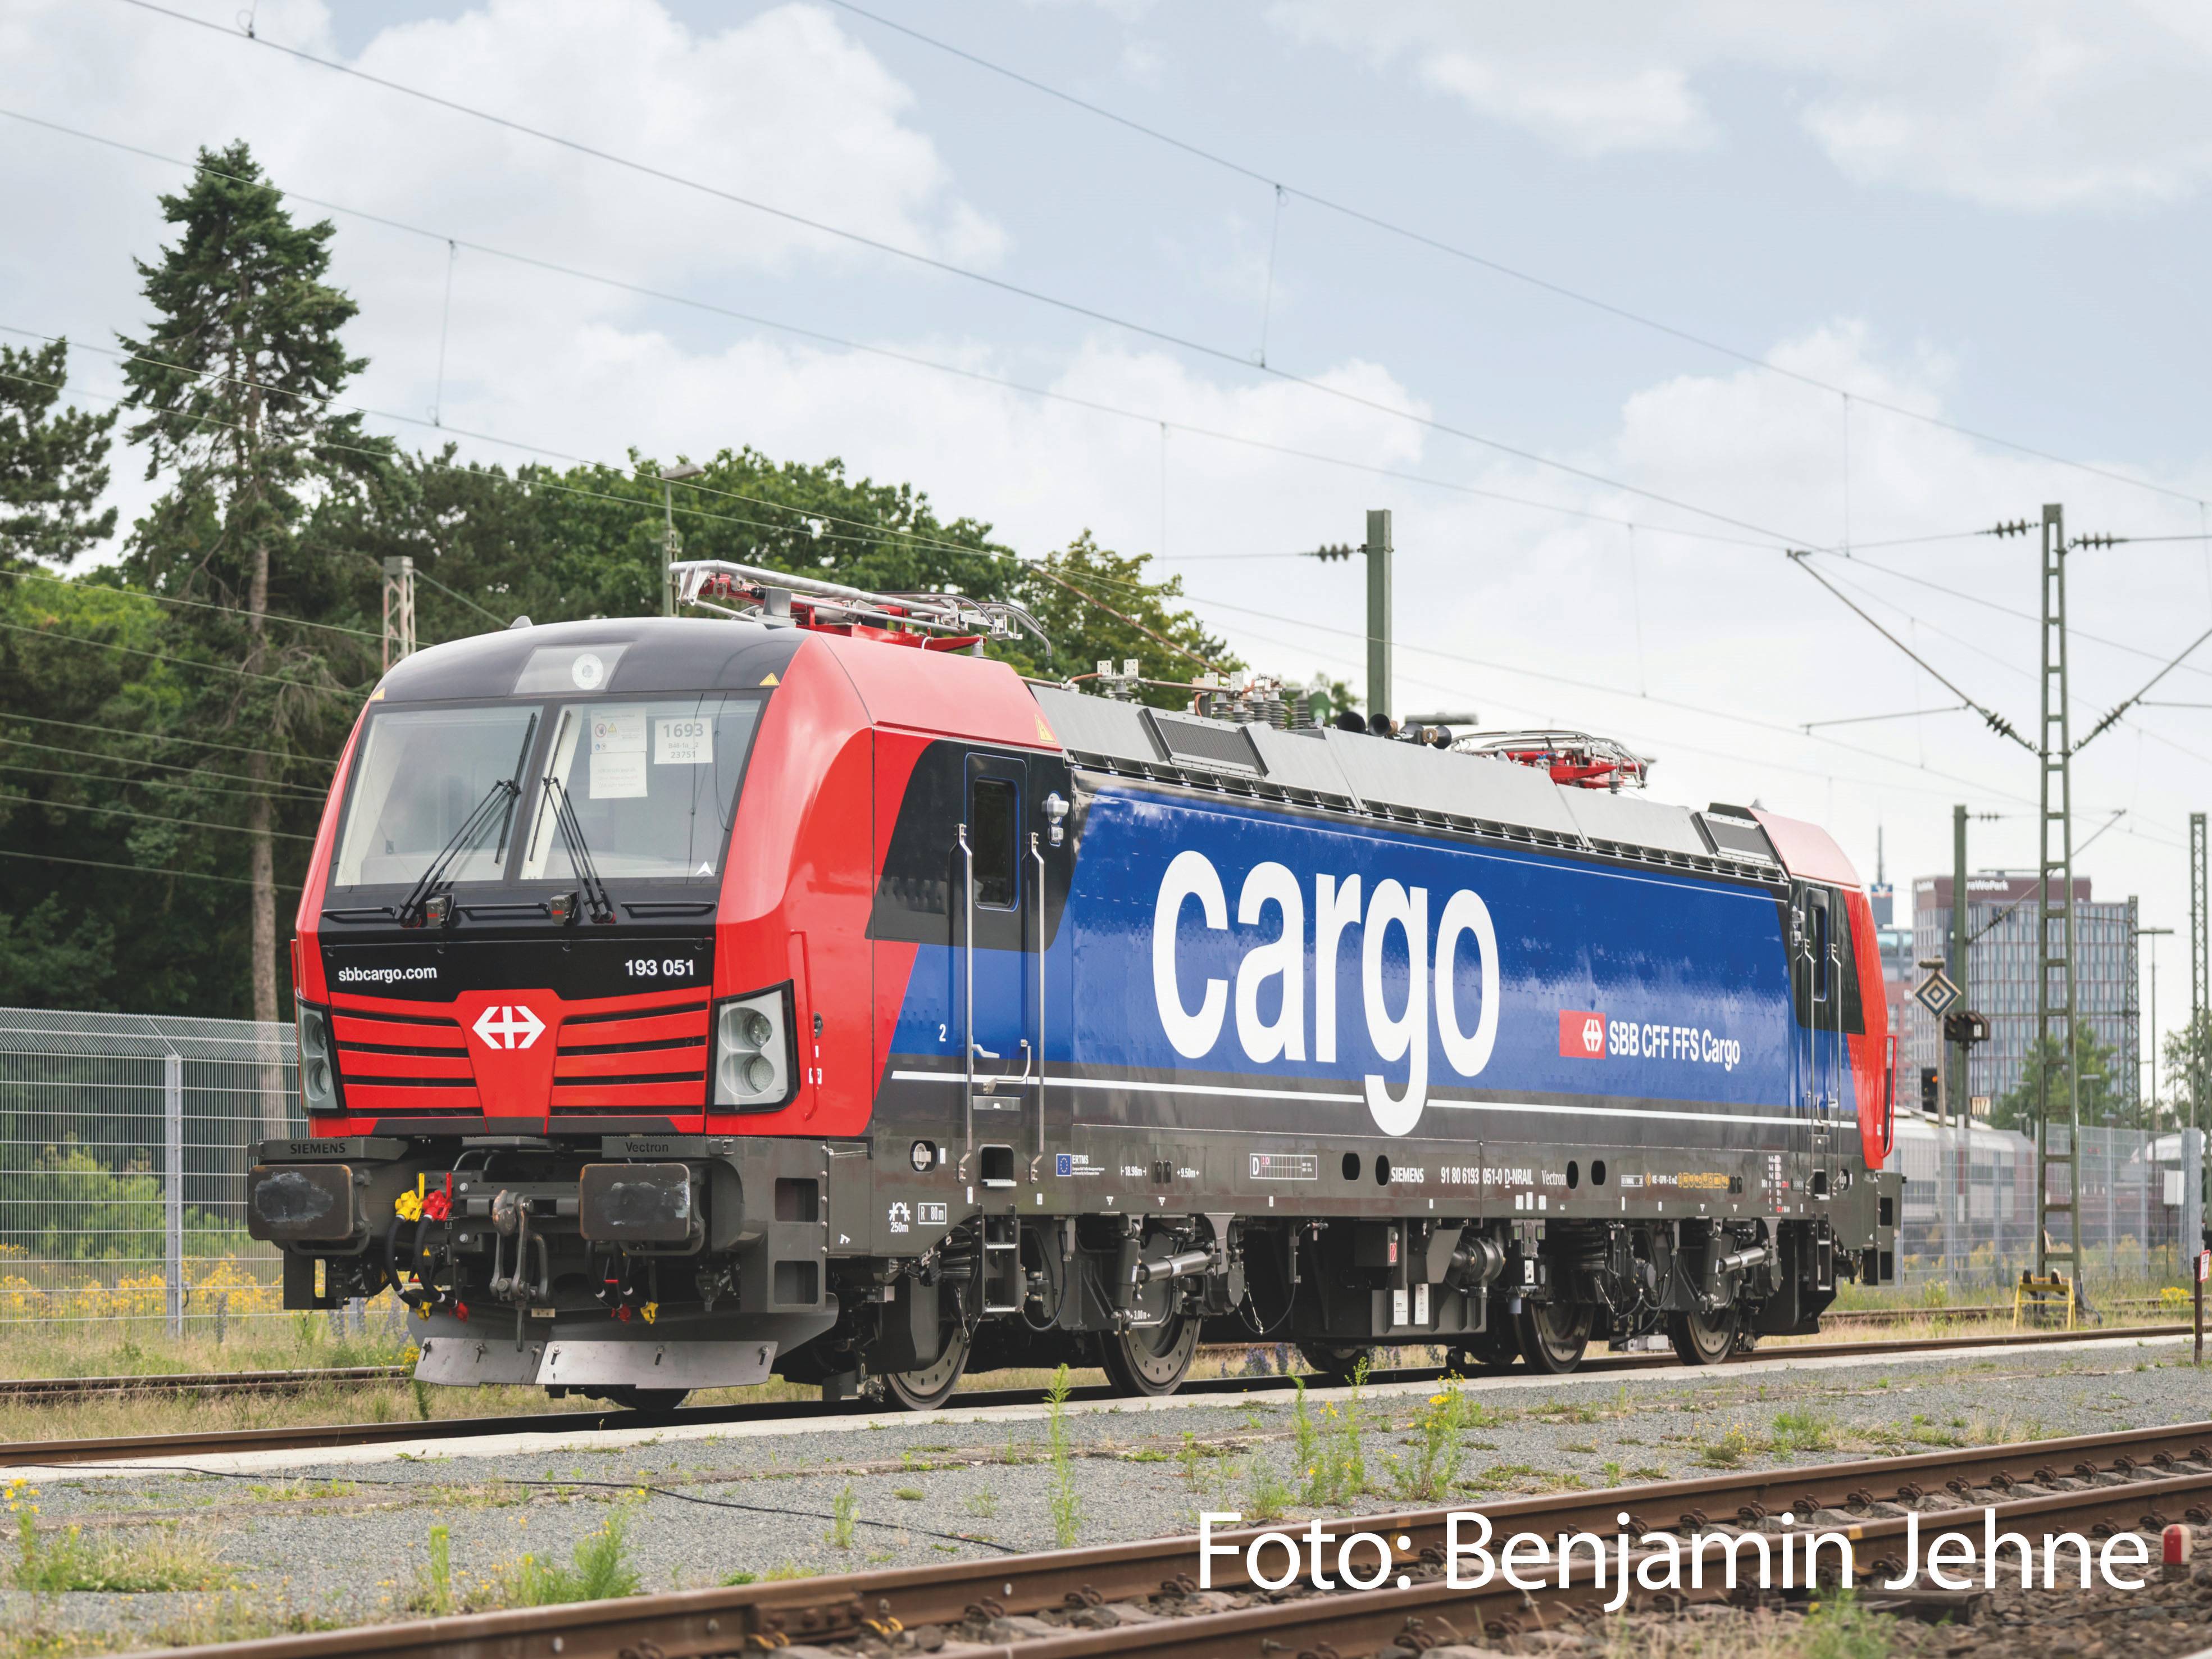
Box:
656;716;712;765
590;709;648;799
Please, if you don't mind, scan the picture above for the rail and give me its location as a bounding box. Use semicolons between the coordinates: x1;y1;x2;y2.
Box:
0;1321;2184;1465
98;1416;2212;1659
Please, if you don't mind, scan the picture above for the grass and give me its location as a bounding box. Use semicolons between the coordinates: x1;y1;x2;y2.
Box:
829;1484;857;1551
1242;1455;1294;1521
411;1504;644;1613
1694;1424;1756;1469
891;1487;925;1502
495;1505;643;1607
1394;1383;1477;1502
1045;1363;1082;1548
1770;1407;1835;1453
8;1480;231;1593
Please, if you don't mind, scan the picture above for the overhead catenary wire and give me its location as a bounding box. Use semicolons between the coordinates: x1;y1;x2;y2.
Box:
1803;704;1970;732
2073;615;2212;754
1833;548;2212;689
0;789;316;841
1783;552;2031;749
0;737;329;798
99;2;1828;549
820;0;2209;512
0;614;367;694
0;565;381;642
0;105;1800;560
0;846;303;889
1167;580;2048;807
0;757;326;804
0;711;334;767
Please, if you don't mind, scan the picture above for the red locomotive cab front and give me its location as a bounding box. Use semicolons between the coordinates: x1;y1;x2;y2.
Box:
289;617;835;1142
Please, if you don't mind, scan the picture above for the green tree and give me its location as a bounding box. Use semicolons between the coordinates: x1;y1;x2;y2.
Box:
116;141;385;1029
0;338;117;566
1003;531;1239;703
2160;1010;2212;1135
1990;1021;2125;1133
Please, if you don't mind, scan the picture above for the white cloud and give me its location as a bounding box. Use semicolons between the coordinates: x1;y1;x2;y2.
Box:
1265;0;2212;207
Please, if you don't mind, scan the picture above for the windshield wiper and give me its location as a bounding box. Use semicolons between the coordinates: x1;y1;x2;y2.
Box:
540;773;616;924
398;779;520;928
396;712;536;929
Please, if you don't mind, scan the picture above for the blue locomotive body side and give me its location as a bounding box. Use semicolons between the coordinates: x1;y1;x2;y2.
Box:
891;782;1851;1146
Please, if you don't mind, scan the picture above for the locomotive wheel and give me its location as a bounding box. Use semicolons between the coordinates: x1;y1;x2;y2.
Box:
1515;1301;1592;1375
590;1386;689;1411
1666;1307;1737;1367
882;1321;972;1411
1099;1315;1200;1397
1295;1340;1374;1385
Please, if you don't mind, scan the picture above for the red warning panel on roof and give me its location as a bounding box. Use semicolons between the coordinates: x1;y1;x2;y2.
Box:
1559;1010;1606;1059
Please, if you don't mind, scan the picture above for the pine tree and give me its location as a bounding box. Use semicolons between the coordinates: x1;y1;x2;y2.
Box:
117;142;384;1036
0;338;116;565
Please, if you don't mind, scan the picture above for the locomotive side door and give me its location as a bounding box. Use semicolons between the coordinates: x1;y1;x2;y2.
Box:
1792;884;1840;1199
959;753;1038;1190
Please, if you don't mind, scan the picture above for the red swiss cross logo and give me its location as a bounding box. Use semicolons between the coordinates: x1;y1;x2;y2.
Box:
1559;1010;1606;1059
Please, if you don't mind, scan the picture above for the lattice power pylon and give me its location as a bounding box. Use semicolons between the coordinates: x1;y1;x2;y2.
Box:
2035;503;2084;1305
381;555;416;671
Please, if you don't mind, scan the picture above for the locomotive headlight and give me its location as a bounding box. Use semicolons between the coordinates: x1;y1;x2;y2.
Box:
713;986;795;1110
295;1003;342;1115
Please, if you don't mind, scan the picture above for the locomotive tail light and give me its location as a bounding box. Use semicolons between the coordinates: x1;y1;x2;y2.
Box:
549;890;579;926
713;985;796;1110
295;1003;342;1115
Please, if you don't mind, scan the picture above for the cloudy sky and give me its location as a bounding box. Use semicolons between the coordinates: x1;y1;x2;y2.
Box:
8;0;2212;1079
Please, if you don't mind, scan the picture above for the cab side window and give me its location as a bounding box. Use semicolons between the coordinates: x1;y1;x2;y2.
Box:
971;778;1018;909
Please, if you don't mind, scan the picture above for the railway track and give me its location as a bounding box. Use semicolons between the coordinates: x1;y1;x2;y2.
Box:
3;1299;2182;1407
0;1321;2183;1469
1;1301;2179;1407
108;1416;2212;1659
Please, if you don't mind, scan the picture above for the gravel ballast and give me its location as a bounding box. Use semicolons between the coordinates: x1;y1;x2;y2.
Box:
0;1334;2204;1653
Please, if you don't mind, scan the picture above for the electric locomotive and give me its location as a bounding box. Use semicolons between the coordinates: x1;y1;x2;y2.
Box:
249;560;1900;1407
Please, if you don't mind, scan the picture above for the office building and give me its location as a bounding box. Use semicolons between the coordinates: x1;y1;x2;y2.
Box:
1906;874;2137;1116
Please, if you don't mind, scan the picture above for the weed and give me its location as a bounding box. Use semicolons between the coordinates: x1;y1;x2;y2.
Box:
1290;1380;1318;1486
1695;1425;1754;1469
829;1484;857;1551
246;1479;358;1502
499;1503;644;1605
892;1488;925;1502
1046;1363;1082;1548
1395;1384;1476;1502
9;1482;231;1593
1244;1456;1294;1521
411;1375;433;1421
418;1523;454;1615
147;1592;337;1648
1563;1441;1599;1455
722;1570;755;1586
1799;1588;1895;1659
1601;1461;1624;1486
1772;1407;1834;1453
964;1490;1000;1519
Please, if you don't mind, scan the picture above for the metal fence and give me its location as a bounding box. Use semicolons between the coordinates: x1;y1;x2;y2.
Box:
2;1002;2199;1340
0;1005;304;1334
1887;1114;2203;1295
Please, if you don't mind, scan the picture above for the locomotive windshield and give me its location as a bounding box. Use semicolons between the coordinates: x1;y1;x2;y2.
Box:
332;693;763;890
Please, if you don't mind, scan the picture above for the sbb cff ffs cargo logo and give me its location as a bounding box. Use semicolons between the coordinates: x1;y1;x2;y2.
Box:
472;1004;545;1050
1560;1010;1606;1059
